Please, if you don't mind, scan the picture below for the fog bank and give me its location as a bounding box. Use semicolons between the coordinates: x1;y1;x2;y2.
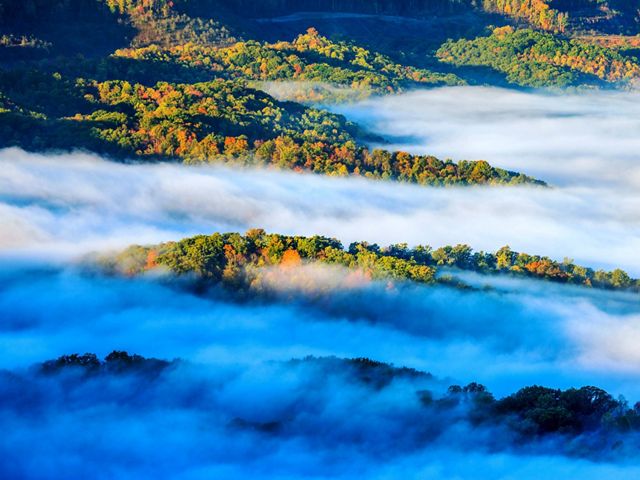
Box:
3;353;640;480
1;148;638;275
2;261;640;398
334;86;640;189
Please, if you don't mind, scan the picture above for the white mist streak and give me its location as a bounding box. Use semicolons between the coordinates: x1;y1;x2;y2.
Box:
333;86;640;189
1;148;639;274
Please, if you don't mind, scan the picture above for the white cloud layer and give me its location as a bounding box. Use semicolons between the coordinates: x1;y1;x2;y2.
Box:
333;86;640;188
1;145;639;274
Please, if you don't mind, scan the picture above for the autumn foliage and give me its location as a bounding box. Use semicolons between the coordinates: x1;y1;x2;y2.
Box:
438;27;640;87
482;0;568;32
105;231;639;294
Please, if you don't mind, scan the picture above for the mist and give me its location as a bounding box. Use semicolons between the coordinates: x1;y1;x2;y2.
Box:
256;80;370;103
4;351;640;480
1;147;639;275
2;318;640;479
2;260;640;398
333;86;640;189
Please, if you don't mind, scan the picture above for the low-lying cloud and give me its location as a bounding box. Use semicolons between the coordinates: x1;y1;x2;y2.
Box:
334;86;640;189
2;335;640;479
1;147;639;275
2;260;640;398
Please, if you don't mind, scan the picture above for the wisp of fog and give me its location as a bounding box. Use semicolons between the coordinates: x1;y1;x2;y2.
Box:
333;86;640;189
1;144;639;274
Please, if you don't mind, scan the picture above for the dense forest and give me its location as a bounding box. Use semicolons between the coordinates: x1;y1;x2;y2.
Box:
0;0;550;186
0;0;639;183
482;0;569;32
0;68;536;184
113;28;464;92
438;25;640;87
103;230;639;293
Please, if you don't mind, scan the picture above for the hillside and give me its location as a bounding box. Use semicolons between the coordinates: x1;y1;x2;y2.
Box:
2;3;640;478
0;0;548;185
1;0;640;180
103;230;639;293
438;25;640;87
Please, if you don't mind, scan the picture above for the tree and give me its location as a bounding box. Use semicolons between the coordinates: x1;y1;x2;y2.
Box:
281;249;302;267
610;269;632;288
496;246;515;270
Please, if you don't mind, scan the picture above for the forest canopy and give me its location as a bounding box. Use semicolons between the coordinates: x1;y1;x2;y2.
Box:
437;26;640;87
2;0;639;186
103;230;640;294
0;68;540;185
24;350;640;442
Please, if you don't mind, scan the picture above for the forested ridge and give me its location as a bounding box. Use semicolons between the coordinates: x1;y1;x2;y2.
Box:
14;350;640;444
0;0;547;186
0;69;536;184
103;230;639;293
438;25;640;87
1;0;640;184
113;28;463;92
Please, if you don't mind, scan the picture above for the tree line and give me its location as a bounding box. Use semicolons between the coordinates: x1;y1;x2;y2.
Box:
114;28;464;95
34;350;640;441
104;230;639;293
0;69;540;185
